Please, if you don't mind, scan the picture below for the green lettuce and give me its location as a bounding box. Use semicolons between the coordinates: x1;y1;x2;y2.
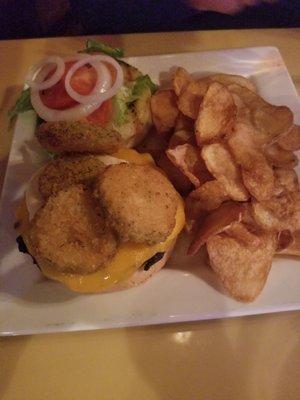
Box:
132;75;158;97
8;89;34;122
80;39;124;58
113;75;157;126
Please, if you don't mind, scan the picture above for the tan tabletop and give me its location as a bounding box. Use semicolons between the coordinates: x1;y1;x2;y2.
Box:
0;29;300;400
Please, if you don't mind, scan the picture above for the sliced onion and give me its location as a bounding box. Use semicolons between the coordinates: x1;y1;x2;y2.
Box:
64;55;123;105
25;56;65;91
65;61;111;104
31;89;102;122
30;54;123;122
30;65;102;122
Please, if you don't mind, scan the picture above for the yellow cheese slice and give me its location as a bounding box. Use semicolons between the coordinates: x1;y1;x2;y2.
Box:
18;148;185;293
41;202;184;293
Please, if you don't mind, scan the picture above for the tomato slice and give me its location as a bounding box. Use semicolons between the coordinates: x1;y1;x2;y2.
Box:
40;61;113;126
40;62;98;110
87;99;113;126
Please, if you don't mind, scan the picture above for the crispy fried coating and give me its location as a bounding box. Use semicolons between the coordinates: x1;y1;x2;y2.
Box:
28;185;117;274
94;163;179;245
39;154;106;198
36;120;122;154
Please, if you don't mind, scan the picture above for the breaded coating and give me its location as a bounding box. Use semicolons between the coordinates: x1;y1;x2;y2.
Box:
39;154;106;198
36;120;122;154
29;185;117;274
94;164;179;245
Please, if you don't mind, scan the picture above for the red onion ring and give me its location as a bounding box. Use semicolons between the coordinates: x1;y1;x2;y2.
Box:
64;55;123;105
25;56;65;91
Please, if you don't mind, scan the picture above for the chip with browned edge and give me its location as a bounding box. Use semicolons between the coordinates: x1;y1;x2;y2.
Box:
188;202;245;256
150;89;179;134
167;143;211;187
201;143;249;201
195;82;236;144
207;231;276;302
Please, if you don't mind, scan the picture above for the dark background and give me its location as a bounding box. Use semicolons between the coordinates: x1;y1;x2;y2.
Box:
0;0;299;40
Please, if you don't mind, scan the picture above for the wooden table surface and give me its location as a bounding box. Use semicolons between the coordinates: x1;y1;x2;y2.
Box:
0;29;300;400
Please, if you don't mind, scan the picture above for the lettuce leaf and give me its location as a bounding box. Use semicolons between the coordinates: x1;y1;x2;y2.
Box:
131;75;158;97
8;88;34;121
80;39;124;58
112;86;133;126
113;75;157;126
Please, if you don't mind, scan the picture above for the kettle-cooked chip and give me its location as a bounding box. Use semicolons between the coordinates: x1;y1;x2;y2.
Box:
172;67;193;97
195;82;236;144
205;73;257;93
206;231;276;302
169;129;195;149
227;83;293;145
276;230;295;253
277;125;300;151
167;143;212;187
251;192;300;232
185;180;229;232
228;123;275;201
274;168;299;194
150;89;179;134
278;231;300;256
225;221;262;247
264;143;298;169
188;202;245;255
178;80;208;119
201;143;249;201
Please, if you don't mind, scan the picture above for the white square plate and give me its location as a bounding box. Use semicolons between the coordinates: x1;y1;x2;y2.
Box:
0;47;299;336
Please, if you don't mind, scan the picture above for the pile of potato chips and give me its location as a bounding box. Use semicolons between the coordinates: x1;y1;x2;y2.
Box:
149;68;300;302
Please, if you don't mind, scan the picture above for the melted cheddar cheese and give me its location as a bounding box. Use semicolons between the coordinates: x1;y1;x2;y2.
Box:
41;203;184;293
17;148;185;293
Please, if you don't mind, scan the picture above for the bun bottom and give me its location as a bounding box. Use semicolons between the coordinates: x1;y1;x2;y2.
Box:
104;239;176;293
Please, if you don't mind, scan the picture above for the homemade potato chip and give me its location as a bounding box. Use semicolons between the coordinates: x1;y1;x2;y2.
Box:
231;93;252;123
225;221;262;247
185;180;229;233
205;73;257;93
228;123;275;201
172;67;192;97
278;230;300;256
186;180;228;212
178;80;208;119
188;202;245;255
168;129;195;148
251;192;299;232
227;83;293;145
264;143;298;169
195;82;236;144
277;125;300;151
276;230;295;253
156;153;192;195
206;231;276;302
201;143;249;201
167;143;211;187
274;168;299;194
156;69;300;302
150;89;179;134
174;112;194;132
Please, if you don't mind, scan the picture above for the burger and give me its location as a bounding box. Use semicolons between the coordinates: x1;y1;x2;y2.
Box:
16;149;185;293
10;40;155;154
